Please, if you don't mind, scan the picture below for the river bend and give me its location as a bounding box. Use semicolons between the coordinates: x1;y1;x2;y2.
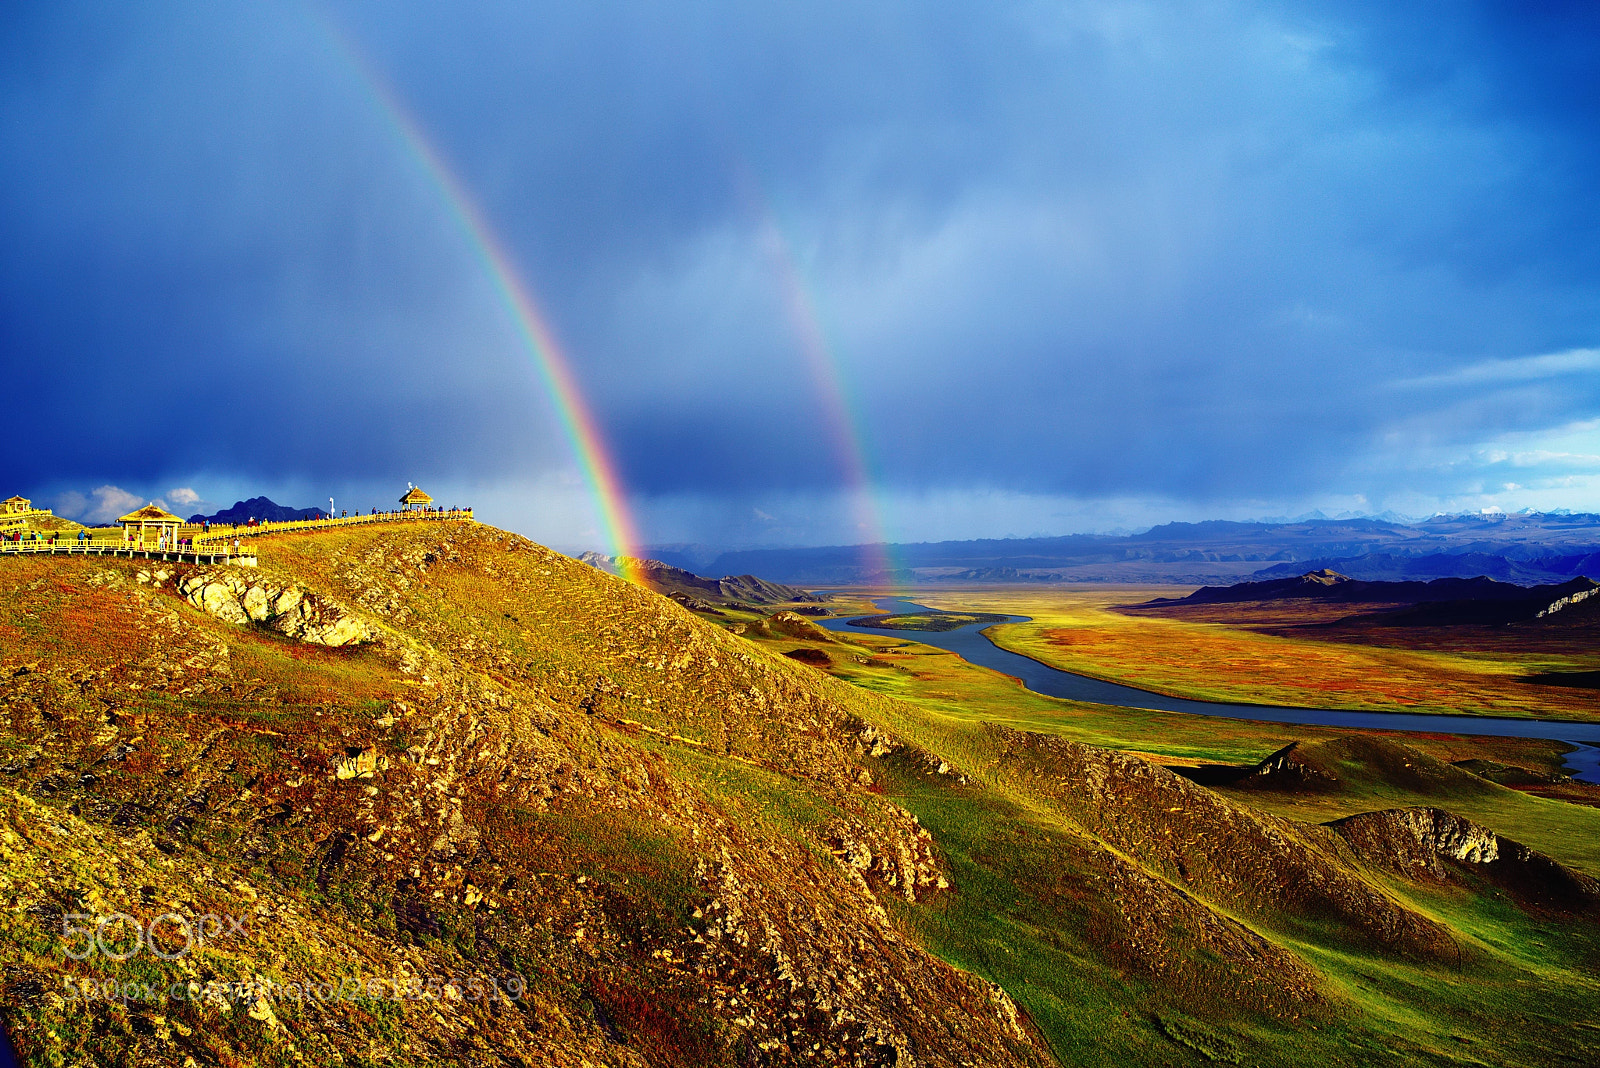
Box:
818;597;1600;784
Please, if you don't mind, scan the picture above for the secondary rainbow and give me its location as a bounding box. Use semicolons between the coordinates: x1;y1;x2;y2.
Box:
741;176;903;588
316;15;645;581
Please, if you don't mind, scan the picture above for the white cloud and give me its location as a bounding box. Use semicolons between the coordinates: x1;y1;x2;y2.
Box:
52;485;146;525
168;487;202;506
1393;348;1600;390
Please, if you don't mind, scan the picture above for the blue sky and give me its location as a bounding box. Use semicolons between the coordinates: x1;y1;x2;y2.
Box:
2;2;1598;551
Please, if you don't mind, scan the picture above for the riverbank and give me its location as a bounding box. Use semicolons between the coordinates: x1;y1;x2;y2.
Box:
820;596;1600;783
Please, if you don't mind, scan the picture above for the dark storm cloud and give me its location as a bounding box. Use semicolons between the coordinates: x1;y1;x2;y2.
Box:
0;3;560;492
360;0;1598;501
2;1;1597;535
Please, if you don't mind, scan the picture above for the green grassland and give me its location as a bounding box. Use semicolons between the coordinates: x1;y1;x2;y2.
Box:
759;603;1600;873
751;594;1600;1064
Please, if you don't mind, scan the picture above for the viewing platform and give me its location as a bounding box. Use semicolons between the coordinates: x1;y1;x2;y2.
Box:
0;496;53;533
0;510;55;533
1;486;472;565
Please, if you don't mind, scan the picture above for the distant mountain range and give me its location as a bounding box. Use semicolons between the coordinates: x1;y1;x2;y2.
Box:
644;512;1600;587
188;496;326;524
577;552;820;610
1250;551;1600;584
1148;569;1600;626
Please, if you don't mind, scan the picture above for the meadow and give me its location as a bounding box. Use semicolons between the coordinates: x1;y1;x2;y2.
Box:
906;586;1600;721
746;599;1600;1066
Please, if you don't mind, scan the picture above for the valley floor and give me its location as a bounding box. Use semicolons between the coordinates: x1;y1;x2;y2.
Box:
916;585;1600;722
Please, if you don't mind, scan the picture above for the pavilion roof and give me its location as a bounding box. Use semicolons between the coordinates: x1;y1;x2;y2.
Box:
2;496;30;506
117;503;183;524
399;486;434;504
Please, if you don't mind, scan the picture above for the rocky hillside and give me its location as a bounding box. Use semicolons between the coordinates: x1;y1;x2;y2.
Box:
0;525;1043;1067
1;522;1597;1066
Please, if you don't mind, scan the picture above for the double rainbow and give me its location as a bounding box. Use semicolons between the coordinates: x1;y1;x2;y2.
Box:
321;13;903;592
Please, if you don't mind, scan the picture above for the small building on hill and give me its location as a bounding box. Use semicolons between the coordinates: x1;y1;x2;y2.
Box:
2;496;31;514
399;486;433;511
118;503;183;547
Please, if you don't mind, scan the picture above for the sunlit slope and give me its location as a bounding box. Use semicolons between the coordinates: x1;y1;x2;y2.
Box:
0;526;1045;1068
1;524;1597;1067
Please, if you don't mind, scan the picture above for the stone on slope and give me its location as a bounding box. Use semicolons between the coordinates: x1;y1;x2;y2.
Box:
178;571;374;646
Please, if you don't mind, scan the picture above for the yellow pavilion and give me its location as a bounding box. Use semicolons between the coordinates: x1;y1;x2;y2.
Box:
118;503;184;548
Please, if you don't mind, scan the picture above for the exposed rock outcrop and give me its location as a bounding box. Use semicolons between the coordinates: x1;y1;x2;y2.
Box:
766;610;835;641
823;806;950;903
178;570;374;646
1329;807;1600;914
1537;582;1600;619
1232;735;1501;801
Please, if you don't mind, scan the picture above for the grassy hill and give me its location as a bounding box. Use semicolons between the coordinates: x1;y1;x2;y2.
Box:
1;522;1597;1066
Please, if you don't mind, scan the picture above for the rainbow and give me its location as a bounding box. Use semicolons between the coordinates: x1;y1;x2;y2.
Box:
741;179;903;590
314;15;645;582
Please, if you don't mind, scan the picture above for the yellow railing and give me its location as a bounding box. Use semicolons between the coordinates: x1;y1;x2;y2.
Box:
1;529;210;552
190;507;474;546
0;508;54;532
0;507;472;558
0;537;252;561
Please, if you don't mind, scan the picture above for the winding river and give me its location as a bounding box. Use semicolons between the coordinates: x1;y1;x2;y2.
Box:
817;597;1600;784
